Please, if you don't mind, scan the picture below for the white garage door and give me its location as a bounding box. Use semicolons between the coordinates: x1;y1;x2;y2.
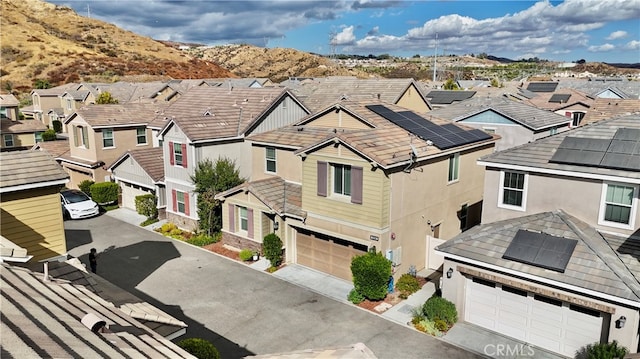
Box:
121;182;153;210
465;277;602;357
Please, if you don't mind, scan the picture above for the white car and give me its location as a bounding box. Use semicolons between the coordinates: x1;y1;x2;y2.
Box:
61;189;100;220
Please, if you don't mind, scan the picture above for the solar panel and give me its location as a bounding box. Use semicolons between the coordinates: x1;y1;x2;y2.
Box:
503;230;577;272
613;128;640;141
526;82;559;92
367;105;492;150
549;94;571;103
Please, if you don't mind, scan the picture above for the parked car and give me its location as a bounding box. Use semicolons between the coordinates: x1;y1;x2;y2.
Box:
60;189;100;220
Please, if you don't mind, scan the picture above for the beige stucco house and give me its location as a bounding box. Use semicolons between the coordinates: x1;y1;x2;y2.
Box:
0;150;69;261
0;93;20;120
216;100;498;281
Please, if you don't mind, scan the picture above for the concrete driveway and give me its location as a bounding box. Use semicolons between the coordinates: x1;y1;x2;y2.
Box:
65;214;480;359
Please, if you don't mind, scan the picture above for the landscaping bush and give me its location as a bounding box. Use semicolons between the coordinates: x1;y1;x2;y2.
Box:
415;319;443;337
575;340;628;359
159;222;178;234
177;338;220;359
239;249;253;261
422;296;458;328
135;194;157;219
347;289;365;304
262;233;283;267
90;182;119;205
396;273;420;299
186;233;219;247
350;252;392;301
52;120;62;133
78;180;95;195
42;128;56;141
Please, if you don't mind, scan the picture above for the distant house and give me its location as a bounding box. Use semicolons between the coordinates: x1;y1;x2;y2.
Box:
0;93;20;120
581;98;640;126
27;83;79;122
518;87;594;127
1;116;47;151
0;150;69;261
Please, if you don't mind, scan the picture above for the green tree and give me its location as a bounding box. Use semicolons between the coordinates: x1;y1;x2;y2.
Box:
443;78;459;90
135;194;158;219
34;79;51;89
190;157;244;235
41;129;57;141
177;338;220;359
350;251;392;300
95;91;119;104
262;233;283;267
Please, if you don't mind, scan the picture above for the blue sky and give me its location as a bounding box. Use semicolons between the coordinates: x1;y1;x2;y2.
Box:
51;0;640;63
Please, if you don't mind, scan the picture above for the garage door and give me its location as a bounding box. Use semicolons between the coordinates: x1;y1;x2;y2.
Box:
296;230;367;281
465;277;603;357
121;182;153;210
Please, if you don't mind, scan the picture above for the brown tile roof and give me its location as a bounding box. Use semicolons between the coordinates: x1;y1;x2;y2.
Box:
1;263;194;359
159;87;293;141
218;176;305;219
0;118;47;133
0;150;68;190
0;93;19;106
521;88;594;111
109;147;164;183
68;102;165;128
437;210;640;302
32;139;70;158
581;98;640;125
31;83;80;96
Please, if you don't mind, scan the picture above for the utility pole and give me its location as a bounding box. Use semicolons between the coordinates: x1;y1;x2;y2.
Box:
433;32;438;82
87;4;90;18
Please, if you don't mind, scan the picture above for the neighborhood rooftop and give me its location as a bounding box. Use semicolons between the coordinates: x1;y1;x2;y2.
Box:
0;150;69;190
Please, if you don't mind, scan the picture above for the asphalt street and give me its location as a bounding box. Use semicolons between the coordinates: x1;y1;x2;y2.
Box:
65;214;480;359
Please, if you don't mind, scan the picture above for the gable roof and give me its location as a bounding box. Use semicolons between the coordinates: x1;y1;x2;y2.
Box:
30;83;80;97
157;87;303;142
0;93;19;106
425;90;476;104
427;96;571;130
0;150;68;192
32;139;71;158
436;210;640;304
557;79;640;99
520;88;594;112
0;263;195;358
65;103;164;127
581;98;640;125
109;147;165;183
478;114;640;181
1;118;47;133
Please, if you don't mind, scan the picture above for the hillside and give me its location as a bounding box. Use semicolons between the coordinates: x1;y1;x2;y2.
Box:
0;0;234;93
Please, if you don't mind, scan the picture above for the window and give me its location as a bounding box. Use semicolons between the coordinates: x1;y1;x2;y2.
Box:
333;164;351;196
572;112;585;127
239;206;248;231
265;147;276;173
3;134;13;147
499;171;526;209
176;191;186;214
66;98;73;110
173;143;183;166
102;129;114;148
0;107;7;119
459;204;468;231
550;127;558;135
75;126;89;148
136;127;147;145
448;153;460;182
600;183;636;227
35;131;43;143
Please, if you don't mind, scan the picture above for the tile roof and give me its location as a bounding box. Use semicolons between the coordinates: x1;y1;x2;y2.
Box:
31;83;80;96
68;102;165;127
218;176;305;219
0;118;47;133
479;114;640;180
32;139;71;158
581;98;640;125
158;87;292;142
0;150;68;190
425;90;476;104
0;93;19;106
436;210;640;302
427;96;571;130
557;79;640;99
0;263;195;359
520;88;594;111
109;147;165;183
247;126;336;149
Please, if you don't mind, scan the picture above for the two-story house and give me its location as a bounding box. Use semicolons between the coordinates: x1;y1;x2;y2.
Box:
216;100;498;281
158;86;310;230
60;103;162;188
0;93;20;120
25;83;79;122
436;114;640;357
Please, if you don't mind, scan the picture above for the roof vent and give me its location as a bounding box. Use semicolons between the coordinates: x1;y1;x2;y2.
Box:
82;313;106;333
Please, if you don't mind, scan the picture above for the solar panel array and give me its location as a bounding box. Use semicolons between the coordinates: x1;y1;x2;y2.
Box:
548;94;572;103
366;104;492;150
550;128;640;171
526;82;559;93
503;229;577;272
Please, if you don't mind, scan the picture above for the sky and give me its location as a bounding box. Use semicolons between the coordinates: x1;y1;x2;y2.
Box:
50;0;640;63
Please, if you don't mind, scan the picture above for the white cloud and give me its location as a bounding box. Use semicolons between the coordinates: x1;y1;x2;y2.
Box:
588;43;616;52
332;26;356;45
606;31;628;40
624;40;640;50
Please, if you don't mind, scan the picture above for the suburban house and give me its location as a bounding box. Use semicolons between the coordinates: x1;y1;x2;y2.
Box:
517;87;594;127
216;100;498;281
0;93;20;120
435;113;640;357
283;77;432;114
158;86;310;230
108;147;166;217
60;102;163;189
428;96;572;151
1;263;195;358
581;98;640;126
0;150;69;262
25;83;79;122
558;78;640;100
1;115;47;151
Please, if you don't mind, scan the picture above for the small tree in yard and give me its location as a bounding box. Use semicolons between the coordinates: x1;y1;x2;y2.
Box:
135;194;157;219
350;252;392;301
95;91;119;104
190;157;244;235
262;233;283;268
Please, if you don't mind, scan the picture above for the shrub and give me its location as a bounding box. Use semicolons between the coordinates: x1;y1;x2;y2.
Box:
422;296;458;327
262;233;283;267
78;180;95;195
187;233;219;247
575;340;628;359
170;228;183;238
159;222;178;234
90;182;119;205
416;319;443;337
135;194;158;219
41;129;57;141
396;273;420;299
239;249;253;261
177;338;220;359
52;120;62;133
433;319;449;332
350;252;392;301
347;289;365;304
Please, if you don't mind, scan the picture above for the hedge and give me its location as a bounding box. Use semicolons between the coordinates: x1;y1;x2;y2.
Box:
177;338;220;359
90;182;119;205
135;194;157;219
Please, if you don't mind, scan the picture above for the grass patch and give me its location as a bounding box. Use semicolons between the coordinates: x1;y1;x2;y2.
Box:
140;218;159;227
101;204;119;211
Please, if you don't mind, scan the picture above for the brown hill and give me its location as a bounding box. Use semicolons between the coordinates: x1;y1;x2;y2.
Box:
0;0;234;94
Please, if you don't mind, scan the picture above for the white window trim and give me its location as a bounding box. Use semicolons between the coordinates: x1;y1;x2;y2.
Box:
265;147;276;173
238;206;249;234
448;153;460;184
102;129;115;148
330;163;352;201
173;143;183;167
136;127;147;146
3;134;14;147
598;182;637;230
176;191;186;214
497;170;528;212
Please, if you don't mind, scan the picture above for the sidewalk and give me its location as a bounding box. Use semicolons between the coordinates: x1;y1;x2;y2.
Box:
105;207;166;231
